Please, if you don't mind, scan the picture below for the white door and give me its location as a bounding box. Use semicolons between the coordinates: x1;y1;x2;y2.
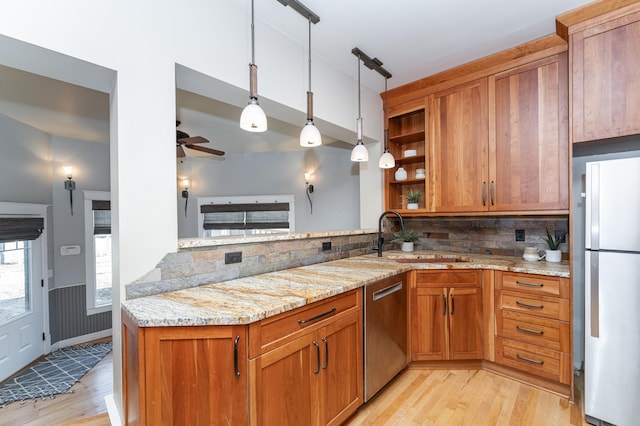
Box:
0;237;44;382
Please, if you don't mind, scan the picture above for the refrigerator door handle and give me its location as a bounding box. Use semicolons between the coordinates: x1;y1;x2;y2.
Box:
590;251;600;338
590;163;600;250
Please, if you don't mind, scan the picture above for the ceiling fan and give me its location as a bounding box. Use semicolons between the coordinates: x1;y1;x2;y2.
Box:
176;120;225;158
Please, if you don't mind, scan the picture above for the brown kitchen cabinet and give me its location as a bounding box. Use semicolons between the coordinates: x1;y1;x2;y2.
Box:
568;3;640;143
489;53;569;212
122;316;248;426
494;271;572;388
411;270;483;361
385;100;428;213
248;289;363;426
430;79;489;213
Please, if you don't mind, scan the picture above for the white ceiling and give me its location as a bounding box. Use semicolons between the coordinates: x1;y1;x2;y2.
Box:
0;0;591;154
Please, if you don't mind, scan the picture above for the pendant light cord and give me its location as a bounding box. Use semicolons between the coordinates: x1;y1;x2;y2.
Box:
251;0;256;65
308;18;312;93
384;76;389;150
357;56;362;121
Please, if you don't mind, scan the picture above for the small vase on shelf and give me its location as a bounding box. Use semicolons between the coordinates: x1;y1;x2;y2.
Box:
395;167;407;181
407;203;419;210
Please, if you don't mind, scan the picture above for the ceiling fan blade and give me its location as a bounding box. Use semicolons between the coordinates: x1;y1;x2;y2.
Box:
178;136;209;144
177;145;186;158
186;144;225;156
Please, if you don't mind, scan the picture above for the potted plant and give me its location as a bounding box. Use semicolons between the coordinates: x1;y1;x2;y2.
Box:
405;189;422;210
542;228;565;263
392;229;421;252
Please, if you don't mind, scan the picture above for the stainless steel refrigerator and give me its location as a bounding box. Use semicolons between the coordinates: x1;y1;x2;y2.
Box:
584;157;640;426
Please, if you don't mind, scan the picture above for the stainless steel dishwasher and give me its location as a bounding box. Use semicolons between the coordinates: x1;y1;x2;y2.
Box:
364;273;408;401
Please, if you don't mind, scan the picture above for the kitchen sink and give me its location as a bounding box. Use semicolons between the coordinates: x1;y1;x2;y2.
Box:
386;254;471;264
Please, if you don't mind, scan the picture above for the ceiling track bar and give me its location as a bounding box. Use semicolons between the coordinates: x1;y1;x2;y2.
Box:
351;47;392;79
276;0;320;24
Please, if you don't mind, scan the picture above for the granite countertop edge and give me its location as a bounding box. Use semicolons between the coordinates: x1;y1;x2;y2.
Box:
122;250;570;328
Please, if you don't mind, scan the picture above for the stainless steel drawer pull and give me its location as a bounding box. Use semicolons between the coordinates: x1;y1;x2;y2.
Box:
516;280;544;288
373;282;403;301
516;325;544;335
312;341;321;374
298;307;337;324
233;336;241;378
516;300;544;309
516;354;544;365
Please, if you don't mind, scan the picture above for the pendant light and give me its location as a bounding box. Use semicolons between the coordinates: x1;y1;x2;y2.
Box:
378;76;395;168
351;55;368;162
240;0;267;132
300;17;322;147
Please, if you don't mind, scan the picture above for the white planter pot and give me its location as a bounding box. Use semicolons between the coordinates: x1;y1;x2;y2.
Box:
401;242;414;252
545;249;562;263
407;203;419;210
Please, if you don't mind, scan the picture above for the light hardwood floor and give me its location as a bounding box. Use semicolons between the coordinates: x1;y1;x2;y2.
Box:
1;355;588;425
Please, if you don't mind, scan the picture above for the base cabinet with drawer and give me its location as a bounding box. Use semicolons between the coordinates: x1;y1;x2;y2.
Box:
248;289;363;426
494;271;572;387
411;270;484;361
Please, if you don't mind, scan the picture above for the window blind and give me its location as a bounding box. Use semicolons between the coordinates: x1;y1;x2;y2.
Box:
0;217;44;243
200;202;290;230
92;200;111;235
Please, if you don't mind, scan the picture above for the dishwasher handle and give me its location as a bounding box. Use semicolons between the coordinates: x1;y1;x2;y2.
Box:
372;282;403;301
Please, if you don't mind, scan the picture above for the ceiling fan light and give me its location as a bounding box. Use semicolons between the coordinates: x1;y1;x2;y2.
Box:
350;141;369;162
378;149;395;168
300;120;322;147
240;99;267;132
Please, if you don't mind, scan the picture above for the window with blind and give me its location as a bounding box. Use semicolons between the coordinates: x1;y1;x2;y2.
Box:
197;195;295;237
83;192;112;314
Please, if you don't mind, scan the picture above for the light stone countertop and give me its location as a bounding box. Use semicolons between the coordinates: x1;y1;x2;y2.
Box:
121;250;570;328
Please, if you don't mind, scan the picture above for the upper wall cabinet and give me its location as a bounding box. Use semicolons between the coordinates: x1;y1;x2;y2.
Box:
488;53;569;211
430;79;489;213
568;4;640;143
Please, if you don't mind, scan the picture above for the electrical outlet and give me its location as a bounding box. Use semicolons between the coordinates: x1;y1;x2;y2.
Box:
555;230;567;244
515;229;525;242
322;242;332;251
225;251;242;265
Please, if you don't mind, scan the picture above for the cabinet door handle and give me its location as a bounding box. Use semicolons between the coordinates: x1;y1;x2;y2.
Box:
233;335;241;378
482;182;487;206
297;307;336;324
516;280;544;288
321;337;328;369
312;341;321;374
490;181;495;206
516;325;544;335
516;354;544;365
450;293;455;315
516;300;544;309
443;294;447;315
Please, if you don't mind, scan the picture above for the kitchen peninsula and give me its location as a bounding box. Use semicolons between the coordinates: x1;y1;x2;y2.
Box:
122;231;570;425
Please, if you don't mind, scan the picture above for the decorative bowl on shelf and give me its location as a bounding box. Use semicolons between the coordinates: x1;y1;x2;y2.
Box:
415;168;426;179
403;149;417;158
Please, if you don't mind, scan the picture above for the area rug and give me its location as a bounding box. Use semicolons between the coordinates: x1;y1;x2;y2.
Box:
0;342;112;407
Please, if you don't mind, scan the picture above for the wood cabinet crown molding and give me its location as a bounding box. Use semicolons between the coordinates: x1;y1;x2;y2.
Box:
556;0;640;38
383;35;567;109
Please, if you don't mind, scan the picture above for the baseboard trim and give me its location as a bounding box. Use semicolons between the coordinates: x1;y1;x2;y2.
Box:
105;393;123;426
51;328;112;351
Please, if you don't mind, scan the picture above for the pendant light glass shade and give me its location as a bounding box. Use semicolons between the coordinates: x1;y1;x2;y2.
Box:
240;0;267;133
300;119;322;147
378;149;395;168
240;97;267;132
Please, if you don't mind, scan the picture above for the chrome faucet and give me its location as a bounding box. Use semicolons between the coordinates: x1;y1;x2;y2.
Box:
374;210;405;257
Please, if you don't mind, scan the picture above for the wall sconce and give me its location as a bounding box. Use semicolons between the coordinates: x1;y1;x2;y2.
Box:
304;172;314;214
181;179;189;218
63;166;76;215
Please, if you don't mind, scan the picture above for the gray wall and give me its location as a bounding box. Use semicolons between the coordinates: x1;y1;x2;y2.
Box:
571;137;640;371
177;144;361;238
0;114;112;345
